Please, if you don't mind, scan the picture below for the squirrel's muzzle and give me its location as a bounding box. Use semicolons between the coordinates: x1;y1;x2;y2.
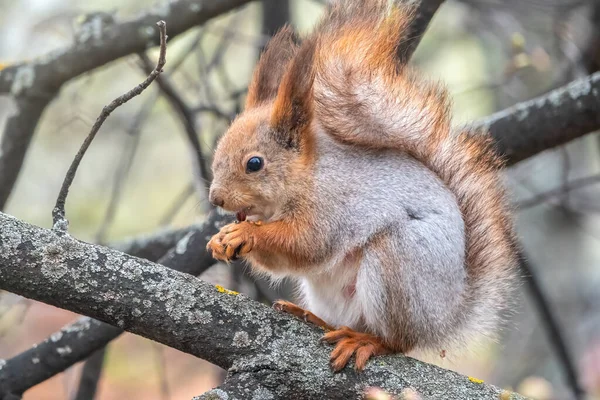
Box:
209;188;225;208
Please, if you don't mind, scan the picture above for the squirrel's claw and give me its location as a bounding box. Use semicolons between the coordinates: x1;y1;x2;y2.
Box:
207;222;256;262
322;326;391;372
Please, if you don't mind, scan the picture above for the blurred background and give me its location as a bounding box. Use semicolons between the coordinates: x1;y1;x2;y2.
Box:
1;0;600;399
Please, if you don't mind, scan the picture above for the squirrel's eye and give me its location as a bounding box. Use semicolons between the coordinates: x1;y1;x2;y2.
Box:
246;156;264;173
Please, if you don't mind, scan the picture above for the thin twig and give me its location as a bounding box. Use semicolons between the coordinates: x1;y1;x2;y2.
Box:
192;104;233;121
397;0;446;63
152;343;171;400
516;173;600;209
52;21;168;231
138;53;212;194
71;348;107;400
518;251;585;399
95;31;208;244
559;147;573;208
95;93;158;244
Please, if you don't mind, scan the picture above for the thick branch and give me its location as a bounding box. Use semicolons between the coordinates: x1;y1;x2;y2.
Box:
112;222;205;260
398;0;445;63
0;0;254;96
476;71;600;165
0;213;523;400
0;211;227;398
0;318;121;398
0;96;54;210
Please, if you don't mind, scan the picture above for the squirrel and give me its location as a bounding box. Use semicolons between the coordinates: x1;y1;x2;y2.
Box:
206;0;518;372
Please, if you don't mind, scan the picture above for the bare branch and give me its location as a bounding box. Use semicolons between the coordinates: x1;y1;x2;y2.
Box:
398;0;446;63
516;173;600;209
0;0;254;211
71;347;107;400
95;93;157;244
0;96;54;210
0;210;228;398
476;71;600;166
52;21;168;231
0;318;122;399
0;0;254;95
138;53;212;193
0;212;524;400
261;0;290;37
518;252;585;399
111;223;205;261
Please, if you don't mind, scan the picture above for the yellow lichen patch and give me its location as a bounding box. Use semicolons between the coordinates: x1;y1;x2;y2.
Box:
468;377;484;384
215;285;239;295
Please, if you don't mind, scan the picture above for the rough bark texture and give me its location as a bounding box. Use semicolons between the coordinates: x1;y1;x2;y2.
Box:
477;71;600;166
0;0;253;95
1;1;599;398
0;211;228;398
0;213;523;400
0;318;121;397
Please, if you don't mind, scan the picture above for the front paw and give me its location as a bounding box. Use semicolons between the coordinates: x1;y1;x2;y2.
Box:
206;222;256;262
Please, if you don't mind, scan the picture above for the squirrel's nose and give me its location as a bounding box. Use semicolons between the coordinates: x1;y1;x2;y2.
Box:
209;189;225;207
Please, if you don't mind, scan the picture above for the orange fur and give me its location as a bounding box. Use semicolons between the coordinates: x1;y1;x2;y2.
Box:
322;326;393;371
311;0;518;347
273;300;335;331
246;26;299;109
208;0;517;372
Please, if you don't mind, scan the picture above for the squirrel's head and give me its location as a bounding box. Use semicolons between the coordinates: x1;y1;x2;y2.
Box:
209;27;315;222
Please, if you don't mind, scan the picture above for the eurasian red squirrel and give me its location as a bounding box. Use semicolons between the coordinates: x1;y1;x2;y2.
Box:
207;0;517;372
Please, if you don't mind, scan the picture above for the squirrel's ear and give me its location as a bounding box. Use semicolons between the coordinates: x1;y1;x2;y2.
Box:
246;26;299;109
270;37;316;150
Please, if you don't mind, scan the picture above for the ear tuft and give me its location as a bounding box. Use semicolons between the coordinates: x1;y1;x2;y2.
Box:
246;26;300;109
270;37;317;150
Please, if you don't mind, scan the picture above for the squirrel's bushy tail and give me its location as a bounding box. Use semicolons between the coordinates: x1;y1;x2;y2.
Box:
310;0;518;346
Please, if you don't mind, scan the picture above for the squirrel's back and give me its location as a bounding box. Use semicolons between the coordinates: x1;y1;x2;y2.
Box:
309;0;518;347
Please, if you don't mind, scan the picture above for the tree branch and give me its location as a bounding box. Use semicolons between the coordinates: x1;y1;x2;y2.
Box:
52;20;168;230
398;0;446;63
477;71;600;166
0;212;523;400
94;92;158;244
0;0;254;210
0;0;254;96
517;252;585;399
0;211;228;398
138;53;212;193
516;173;600;210
0;96;55;210
72;347;106;400
0;318;121;399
